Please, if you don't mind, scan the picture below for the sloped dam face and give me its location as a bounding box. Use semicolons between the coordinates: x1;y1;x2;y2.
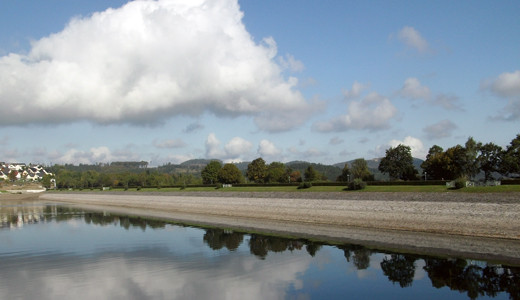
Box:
1;200;519;300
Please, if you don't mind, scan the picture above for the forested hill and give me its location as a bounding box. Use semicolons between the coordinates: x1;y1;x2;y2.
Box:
285;161;342;181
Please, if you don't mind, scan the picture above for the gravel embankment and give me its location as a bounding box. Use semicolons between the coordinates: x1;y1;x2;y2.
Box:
40;191;520;240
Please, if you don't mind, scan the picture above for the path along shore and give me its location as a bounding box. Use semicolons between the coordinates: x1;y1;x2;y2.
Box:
39;191;520;240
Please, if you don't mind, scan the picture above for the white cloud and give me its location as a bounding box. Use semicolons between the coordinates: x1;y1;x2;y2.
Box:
278;53;305;73
423;119;458;140
482;70;520;97
342;81;369;99
397;26;430;53
0;0;318;132
312;92;398;132
204;133;252;162
47;146;140;165
152;139;187;149
388;136;427;159
258;140;282;157
329;137;344;145
398;78;463;111
303;148;328;158
481;71;520;121
399;77;431;100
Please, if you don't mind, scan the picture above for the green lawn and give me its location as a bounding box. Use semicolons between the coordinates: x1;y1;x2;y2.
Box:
49;185;520;193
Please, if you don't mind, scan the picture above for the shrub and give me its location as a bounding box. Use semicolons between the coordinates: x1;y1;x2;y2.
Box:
297;182;312;189
215;183;223;189
137;186;141;191
454;178;466;189
180;183;187;190
157;184;162;190
348;179;367;190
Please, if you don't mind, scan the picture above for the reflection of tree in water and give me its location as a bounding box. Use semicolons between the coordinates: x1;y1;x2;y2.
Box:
248;235;307;260
203;229;245;251
337;244;372;270
83;213;166;232
424;259;520;300
380;254;417;288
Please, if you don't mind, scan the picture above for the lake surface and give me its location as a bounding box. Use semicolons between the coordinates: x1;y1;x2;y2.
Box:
1;200;519;300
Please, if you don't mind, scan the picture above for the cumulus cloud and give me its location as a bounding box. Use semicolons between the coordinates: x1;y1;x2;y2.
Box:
388;136;427;159
204;133;252;162
482;70;520;97
278;54;305;73
47;146;140;164
152;139;186;149
0;0;319;132
423;119;458;140
481;70;520;121
399;78;431;100
397;26;430;53
183;122;204;133
342;81;369;100
312;92;398;132
258;140;282;157
329;137;344;145
398;78;463;111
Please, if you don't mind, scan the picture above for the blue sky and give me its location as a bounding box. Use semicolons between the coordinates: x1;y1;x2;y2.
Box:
1;0;519;166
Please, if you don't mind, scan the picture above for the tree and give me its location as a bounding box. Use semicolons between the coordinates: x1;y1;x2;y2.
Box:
463;137;481;179
246;158;268;183
477;142;502;181
378;144;418;180
8;170;18;182
336;163;351;182
217;163;244;184
267;162;286;183
350;158;373;181
82;170;99;188
290;170;302;182
500;134;520;177
201;160;222;184
421;145;454;180
304;165;317;181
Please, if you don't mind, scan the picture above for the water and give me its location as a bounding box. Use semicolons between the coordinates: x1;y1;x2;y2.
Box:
1;200;519;300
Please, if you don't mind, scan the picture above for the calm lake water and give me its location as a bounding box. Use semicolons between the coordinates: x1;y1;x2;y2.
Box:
1;200;519;300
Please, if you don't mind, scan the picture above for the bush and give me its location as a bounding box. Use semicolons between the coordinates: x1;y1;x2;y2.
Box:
180;182;187;190
137;186;141;191
297;182;312;189
348;179;367;190
454;178;466;189
215;183;223;189
157;184;161;190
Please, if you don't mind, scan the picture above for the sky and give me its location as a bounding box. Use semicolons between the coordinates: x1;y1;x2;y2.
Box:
0;0;519;166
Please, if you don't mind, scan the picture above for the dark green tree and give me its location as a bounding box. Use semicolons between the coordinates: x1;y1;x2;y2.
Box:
350;158;373;181
246;158;268;183
304;165;317;181
201;160;222;184
217;163;244;184
500;134;520;176
336;163;351;182
463;137;481;179
477;142;503;181
378;145;418;180
266;162;286;183
421;145;453;180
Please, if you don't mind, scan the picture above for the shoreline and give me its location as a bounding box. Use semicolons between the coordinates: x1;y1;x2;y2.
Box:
6;191;520;265
40;191;520;240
